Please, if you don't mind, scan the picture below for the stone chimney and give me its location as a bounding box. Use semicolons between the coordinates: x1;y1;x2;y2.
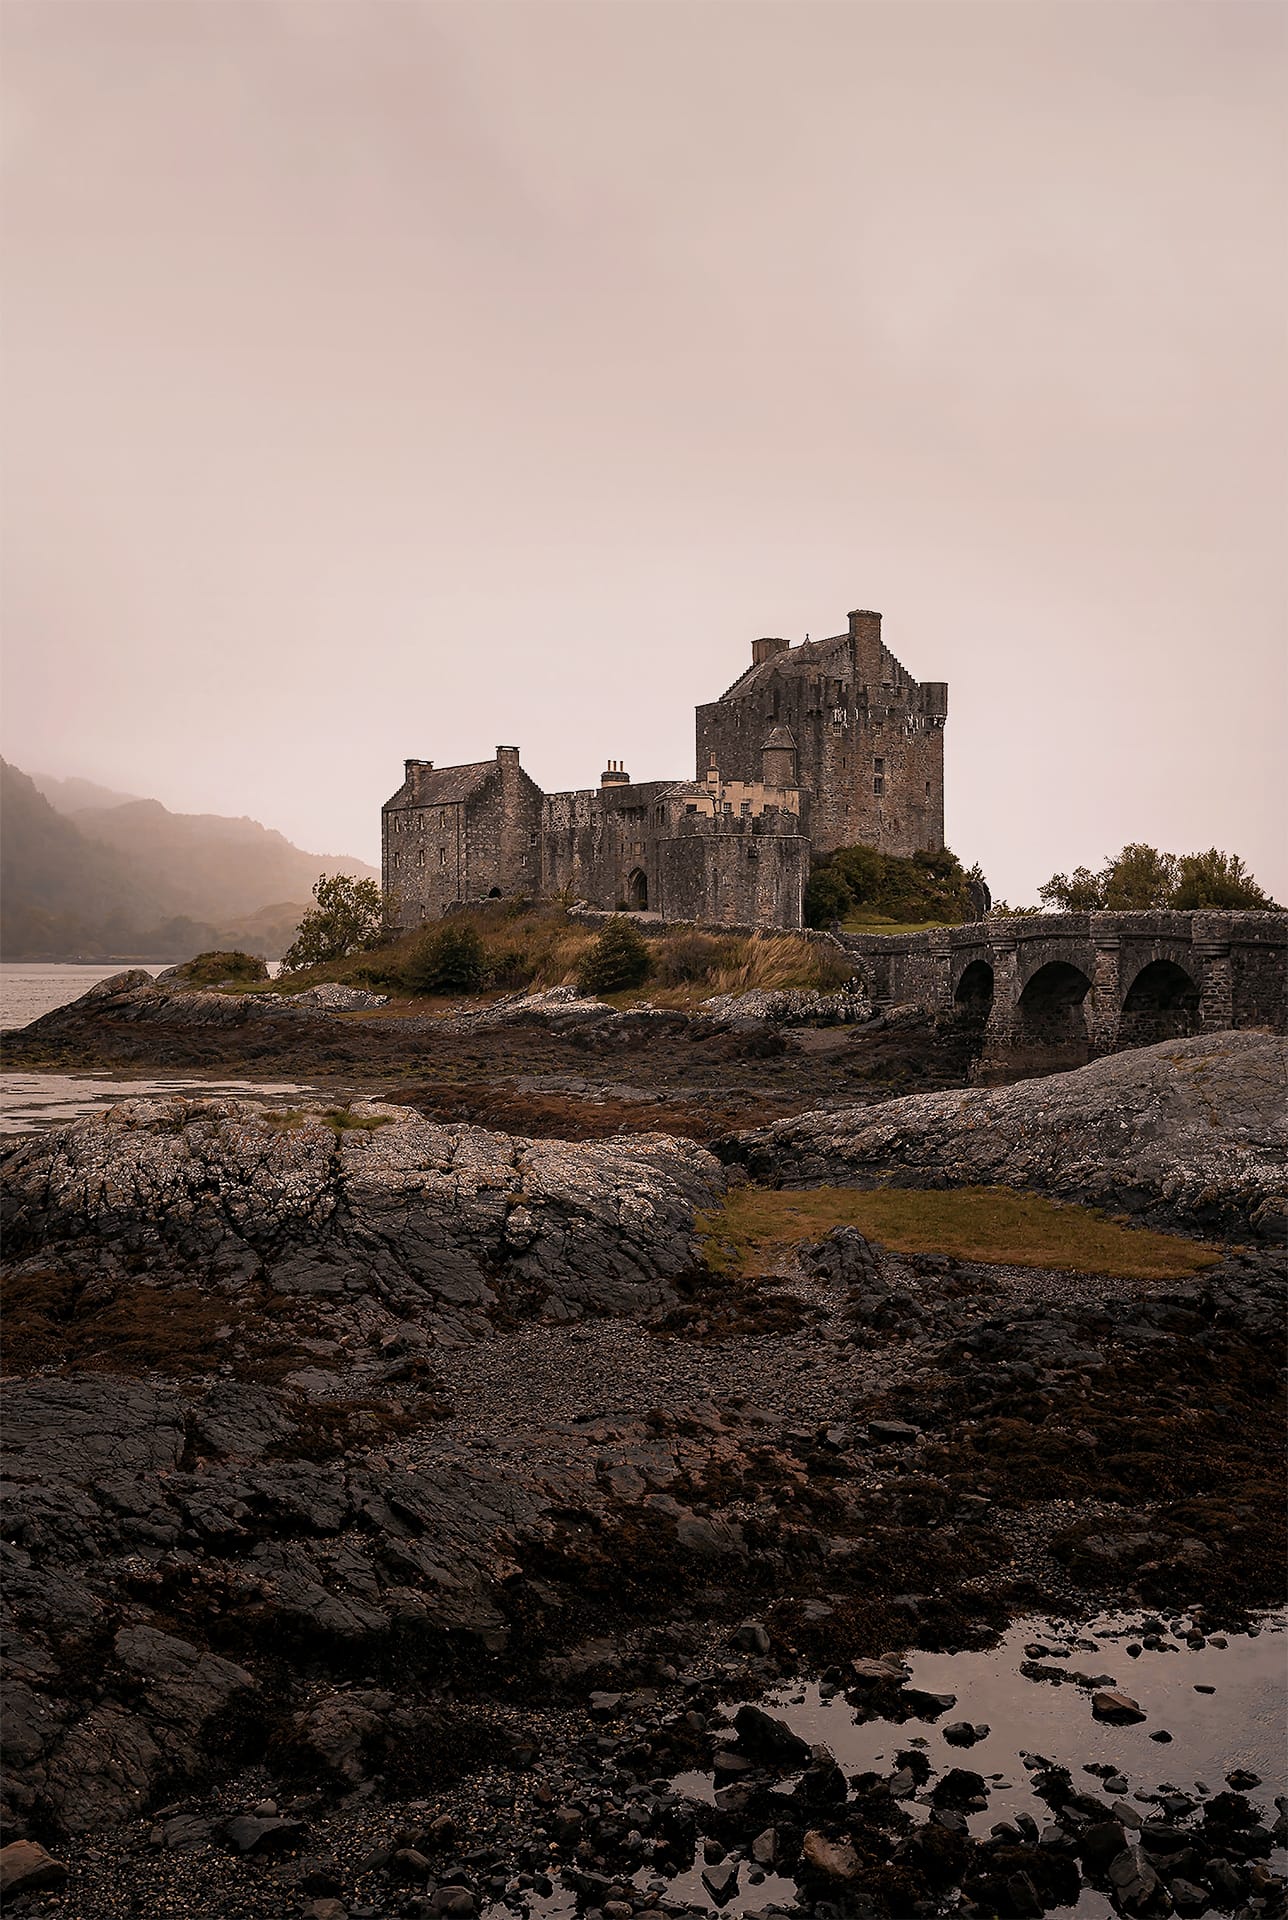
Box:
404;758;432;797
601;759;631;787
847;610;882;642
752;636;790;666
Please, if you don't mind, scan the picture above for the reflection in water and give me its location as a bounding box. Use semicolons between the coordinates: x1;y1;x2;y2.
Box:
480;1613;1285;1920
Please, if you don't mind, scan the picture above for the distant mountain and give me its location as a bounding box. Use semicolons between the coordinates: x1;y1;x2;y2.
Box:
0;760;377;961
31;772;142;814
69;795;376;923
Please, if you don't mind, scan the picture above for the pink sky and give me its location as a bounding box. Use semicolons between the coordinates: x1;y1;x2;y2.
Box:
3;0;1285;900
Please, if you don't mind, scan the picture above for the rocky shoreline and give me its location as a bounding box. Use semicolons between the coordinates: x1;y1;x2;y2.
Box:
1;990;1284;1917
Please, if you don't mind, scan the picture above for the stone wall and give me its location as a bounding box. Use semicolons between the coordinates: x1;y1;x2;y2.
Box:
840;911;1288;1073
383;751;543;931
540;784;808;927
695;610;946;859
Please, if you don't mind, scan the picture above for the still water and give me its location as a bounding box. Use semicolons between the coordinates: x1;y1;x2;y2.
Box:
483;1612;1286;1920
0;962;309;1134
0;961;170;1032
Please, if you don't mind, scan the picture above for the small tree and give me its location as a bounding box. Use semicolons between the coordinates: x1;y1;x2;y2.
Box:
1103;844;1179;910
578;916;652;994
1039;865;1107;913
280;873;384;973
1172;849;1277;910
404;921;487;994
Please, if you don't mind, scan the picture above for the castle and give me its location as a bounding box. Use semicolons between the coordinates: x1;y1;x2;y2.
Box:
382;607;947;933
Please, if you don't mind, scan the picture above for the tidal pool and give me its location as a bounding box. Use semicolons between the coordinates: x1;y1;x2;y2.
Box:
484;1611;1286;1919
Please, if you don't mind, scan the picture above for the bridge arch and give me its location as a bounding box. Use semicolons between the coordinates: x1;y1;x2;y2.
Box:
1016;959;1093;1063
1119;956;1200;1044
953;958;995;1014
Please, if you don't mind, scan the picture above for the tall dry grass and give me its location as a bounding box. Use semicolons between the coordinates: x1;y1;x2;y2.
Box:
285;904;856;1001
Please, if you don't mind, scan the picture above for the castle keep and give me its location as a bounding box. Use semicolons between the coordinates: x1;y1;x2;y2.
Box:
382;607;946;932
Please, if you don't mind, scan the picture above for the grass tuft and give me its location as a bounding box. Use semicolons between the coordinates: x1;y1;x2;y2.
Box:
698;1184;1223;1282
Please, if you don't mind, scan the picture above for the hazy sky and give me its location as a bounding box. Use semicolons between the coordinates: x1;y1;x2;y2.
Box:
3;0;1285;900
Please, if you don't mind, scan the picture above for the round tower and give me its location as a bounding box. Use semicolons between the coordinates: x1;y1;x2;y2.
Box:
760;726;798;788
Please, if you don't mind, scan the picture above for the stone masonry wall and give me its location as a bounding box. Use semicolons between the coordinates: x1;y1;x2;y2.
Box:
695;612;946;860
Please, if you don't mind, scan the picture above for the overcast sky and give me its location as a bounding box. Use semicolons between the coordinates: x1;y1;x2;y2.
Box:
3;0;1284;900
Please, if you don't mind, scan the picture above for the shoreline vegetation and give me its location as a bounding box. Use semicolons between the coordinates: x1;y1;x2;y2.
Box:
250;908;863;1007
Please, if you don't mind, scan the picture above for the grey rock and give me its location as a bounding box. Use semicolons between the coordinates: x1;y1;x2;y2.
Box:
1093;1690;1146;1724
1107;1845;1163;1911
733;1703;812;1768
728;1620;771;1655
942;1720;989;1746
1;1098;724;1326
723;1031;1288;1234
699;984;870;1027
283;983;389;1011
222;1813;309;1855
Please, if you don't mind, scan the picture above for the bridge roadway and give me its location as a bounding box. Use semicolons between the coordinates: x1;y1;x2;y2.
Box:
839;910;1288;1076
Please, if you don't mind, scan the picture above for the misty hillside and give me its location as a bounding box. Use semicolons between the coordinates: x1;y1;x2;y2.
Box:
67;795;375;922
30;772;142;813
1;760;377;960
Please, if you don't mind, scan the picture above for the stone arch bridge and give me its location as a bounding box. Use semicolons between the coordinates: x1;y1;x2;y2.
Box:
840;911;1287;1076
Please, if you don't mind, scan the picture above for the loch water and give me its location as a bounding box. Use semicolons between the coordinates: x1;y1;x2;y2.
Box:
0;962;311;1133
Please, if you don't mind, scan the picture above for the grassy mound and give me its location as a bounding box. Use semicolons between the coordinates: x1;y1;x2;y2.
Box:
699;1184;1223;1282
168;949;269;986
271;904;856;1005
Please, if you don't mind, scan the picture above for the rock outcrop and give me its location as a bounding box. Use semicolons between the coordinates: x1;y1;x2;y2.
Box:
721;1031;1287;1235
0;1097;723;1330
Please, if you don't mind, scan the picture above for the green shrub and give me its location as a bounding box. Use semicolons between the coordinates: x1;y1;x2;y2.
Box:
577;917;652;994
486;944;539;991
805;845;979;928
803;868;854;929
404;922;487;994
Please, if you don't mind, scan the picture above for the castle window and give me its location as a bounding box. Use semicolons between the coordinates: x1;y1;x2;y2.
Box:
393;852;401;868
417;848;426;867
873;776;885;795
685;803;697;814
874;757;885;774
831;707;846;725
439;847;447;866
439;809;447;827
926;781;932;795
740;801;751;816
529;829;539;846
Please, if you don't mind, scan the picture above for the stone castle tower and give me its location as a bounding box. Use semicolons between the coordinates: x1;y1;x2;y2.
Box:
695;608;947;857
384;605;945;931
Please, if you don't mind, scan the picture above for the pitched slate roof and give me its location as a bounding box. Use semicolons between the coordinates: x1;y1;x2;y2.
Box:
387;760;495;808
